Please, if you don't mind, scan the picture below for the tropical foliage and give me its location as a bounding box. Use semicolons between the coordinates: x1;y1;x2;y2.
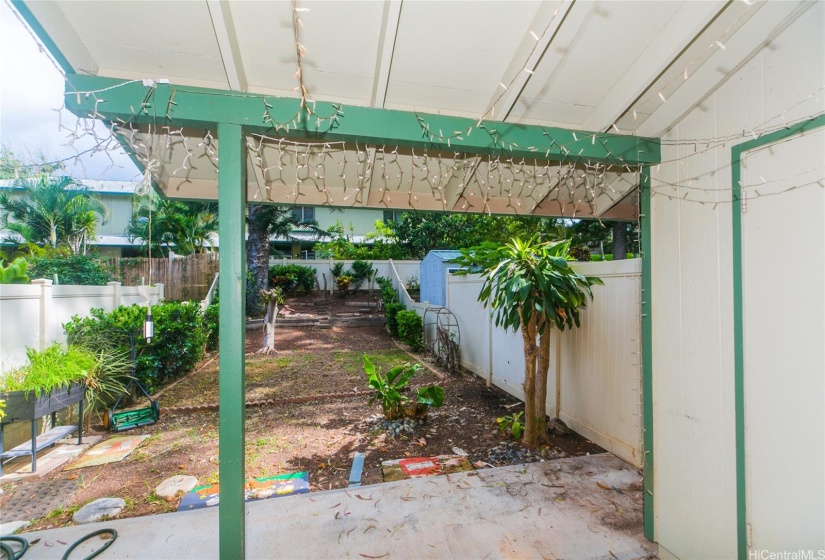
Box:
29;254;112;285
476;237;602;447
0;257;30;284
0;176;109;254
127;197;218;256
364;355;444;420
65;302;206;393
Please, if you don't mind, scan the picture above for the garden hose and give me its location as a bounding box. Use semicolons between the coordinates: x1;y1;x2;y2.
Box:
0;535;27;560
0;528;117;560
61;528;117;560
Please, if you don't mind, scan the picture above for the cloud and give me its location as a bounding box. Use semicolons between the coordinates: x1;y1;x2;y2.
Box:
0;2;137;181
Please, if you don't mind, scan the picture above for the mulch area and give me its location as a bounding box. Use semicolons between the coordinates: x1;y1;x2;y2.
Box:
1;295;603;532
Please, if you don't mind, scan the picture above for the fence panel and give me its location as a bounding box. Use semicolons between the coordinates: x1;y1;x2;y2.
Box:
444;260;642;467
101;253;219;302
0;282;163;374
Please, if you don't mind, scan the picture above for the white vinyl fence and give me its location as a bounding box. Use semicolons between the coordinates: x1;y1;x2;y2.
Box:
0;280;164;374
445;260;643;466
268;258;420;294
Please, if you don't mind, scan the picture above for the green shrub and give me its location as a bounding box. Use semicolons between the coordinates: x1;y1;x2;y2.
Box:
29;255;112;285
65;301;206;393
349;260;374;290
397;310;424;351
204;302;220;351
269;264;316;294
376;276;397;305
384;302;405;338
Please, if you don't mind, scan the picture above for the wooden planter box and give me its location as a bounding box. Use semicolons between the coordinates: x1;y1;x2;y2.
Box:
0;382;85;423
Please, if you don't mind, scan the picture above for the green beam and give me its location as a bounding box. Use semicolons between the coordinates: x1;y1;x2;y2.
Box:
730;113;825;560
64;74;660;166
639;166;654;542
217;123;247;559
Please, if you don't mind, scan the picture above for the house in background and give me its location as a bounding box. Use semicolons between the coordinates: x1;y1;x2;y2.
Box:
0;178;141;257
1;179;390;259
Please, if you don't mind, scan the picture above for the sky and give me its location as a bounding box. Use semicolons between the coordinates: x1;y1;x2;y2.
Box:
0;1;138;181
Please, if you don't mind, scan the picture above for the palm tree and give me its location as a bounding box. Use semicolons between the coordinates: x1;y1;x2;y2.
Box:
478;237;602;447
0;176;109;254
127;197;218;256
246;204;320;314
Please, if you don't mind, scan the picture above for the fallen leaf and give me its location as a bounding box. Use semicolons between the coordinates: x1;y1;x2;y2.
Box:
179;465;186;470
596;481;612;491
67;475;79;481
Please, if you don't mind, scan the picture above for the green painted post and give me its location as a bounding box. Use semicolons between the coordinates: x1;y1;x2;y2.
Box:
639;166;654;542
217;123;247;559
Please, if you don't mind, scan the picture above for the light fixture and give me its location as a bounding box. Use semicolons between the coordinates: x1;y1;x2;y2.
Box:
143;307;154;343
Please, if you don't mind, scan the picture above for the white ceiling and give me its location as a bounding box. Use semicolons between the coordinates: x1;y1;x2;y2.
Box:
32;0;815;135
17;0;816;216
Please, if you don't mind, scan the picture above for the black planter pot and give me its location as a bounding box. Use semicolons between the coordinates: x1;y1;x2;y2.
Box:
0;382;85;423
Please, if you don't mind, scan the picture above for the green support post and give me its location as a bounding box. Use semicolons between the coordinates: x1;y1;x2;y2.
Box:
217;123;247;559
640;166;654;541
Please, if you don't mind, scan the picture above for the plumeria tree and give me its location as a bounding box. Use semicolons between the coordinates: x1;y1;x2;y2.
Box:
478;237;602;447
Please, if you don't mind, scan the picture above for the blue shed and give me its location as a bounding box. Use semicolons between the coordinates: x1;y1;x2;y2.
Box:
420;250;463;307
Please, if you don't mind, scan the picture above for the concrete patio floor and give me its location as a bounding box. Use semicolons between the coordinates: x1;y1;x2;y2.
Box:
15;454;656;559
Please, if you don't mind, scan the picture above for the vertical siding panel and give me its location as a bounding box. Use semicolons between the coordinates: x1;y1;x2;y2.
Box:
652;5;823;558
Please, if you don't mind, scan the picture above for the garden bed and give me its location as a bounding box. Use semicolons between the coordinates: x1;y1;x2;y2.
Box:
1;296;603;531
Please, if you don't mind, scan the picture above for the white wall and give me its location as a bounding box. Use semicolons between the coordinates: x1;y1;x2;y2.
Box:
741;129;824;552
445;260;643;467
0;281;163;374
268;258;420;294
650;4;825;558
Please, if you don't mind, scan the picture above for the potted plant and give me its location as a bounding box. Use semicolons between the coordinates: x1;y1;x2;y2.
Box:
363;355;444;421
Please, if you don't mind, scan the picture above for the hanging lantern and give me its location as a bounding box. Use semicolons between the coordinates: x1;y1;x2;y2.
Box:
143;307;154;342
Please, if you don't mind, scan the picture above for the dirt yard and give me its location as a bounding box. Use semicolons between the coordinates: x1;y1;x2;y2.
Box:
1;296;603;531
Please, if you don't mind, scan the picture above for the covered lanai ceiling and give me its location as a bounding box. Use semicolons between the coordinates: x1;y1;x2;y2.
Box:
15;0;816;219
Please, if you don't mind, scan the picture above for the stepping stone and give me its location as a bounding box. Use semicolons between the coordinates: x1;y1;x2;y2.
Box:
0;520;30;534
155;475;198;499
73;498;125;524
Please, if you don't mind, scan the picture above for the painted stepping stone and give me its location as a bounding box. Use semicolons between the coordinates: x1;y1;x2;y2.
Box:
177;472;309;511
381;455;473;482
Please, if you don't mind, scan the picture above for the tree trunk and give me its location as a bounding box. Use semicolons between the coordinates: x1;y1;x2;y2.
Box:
259;298;279;354
535;324;553;441
612;222;628;260
519;309;540;448
246;206;271;315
